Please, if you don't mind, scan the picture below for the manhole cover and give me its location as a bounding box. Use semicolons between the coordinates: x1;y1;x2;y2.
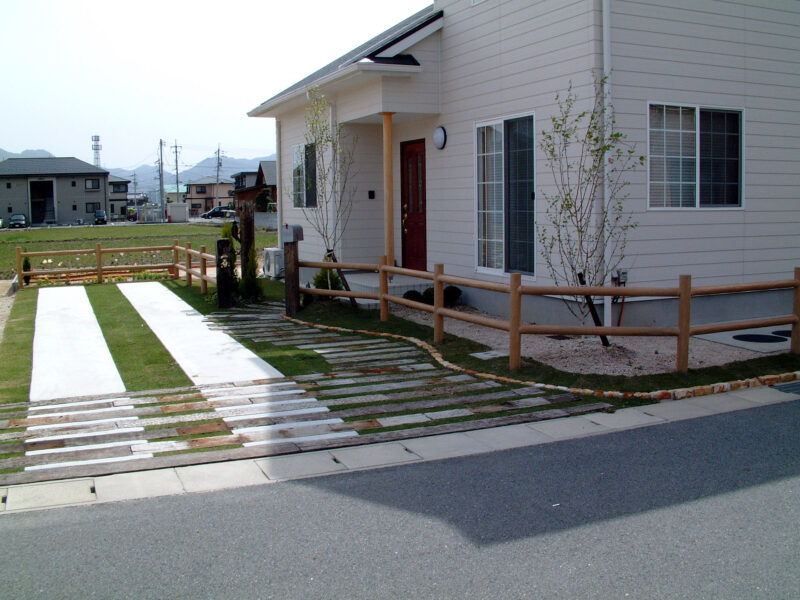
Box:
732;334;786;344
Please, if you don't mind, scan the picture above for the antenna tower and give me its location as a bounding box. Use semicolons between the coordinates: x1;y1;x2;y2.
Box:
91;135;102;167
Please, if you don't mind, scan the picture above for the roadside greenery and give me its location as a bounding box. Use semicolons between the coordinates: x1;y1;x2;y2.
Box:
0;288;36;403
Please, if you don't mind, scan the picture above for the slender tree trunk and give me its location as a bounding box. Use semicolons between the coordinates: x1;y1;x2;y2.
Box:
326;248;357;310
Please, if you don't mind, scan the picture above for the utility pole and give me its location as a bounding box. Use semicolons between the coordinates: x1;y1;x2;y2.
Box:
158;139;166;222
171;140;181;204
214;144;222;207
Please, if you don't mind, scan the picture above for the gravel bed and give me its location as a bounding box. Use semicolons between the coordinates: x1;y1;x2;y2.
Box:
391;304;771;377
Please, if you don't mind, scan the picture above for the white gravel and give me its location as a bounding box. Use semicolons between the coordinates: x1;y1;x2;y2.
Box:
0;281;15;347
391;304;769;376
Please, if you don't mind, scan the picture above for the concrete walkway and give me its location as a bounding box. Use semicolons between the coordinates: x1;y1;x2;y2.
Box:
118;282;283;384
2;385;798;513
30;287;125;402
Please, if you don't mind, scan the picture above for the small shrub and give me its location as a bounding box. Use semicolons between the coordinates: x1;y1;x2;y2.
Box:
239;245;262;301
22;256;31;285
313;268;343;291
402;289;424;303
422;287;435;305
444;285;462;308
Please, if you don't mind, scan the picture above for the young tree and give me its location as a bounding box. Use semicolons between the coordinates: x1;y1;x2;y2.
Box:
538;76;644;324
298;88;358;292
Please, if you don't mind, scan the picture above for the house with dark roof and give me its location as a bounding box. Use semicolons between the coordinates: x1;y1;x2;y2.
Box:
232;160;277;212
0;157;110;226
108;175;131;220
249;0;800;326
185;177;234;215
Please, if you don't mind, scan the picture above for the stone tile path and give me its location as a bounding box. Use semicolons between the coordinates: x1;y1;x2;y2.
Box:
0;296;610;486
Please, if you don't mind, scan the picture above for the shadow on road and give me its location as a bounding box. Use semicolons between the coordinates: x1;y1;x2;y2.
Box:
294;400;800;545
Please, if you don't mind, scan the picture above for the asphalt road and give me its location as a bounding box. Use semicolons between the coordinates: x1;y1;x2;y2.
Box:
2;400;799;599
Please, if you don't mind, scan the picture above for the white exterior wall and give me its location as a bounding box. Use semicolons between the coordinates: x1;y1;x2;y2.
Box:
609;0;800;287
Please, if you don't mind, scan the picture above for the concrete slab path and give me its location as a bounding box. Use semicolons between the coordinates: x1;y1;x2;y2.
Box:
30;286;125;402
118;282;282;385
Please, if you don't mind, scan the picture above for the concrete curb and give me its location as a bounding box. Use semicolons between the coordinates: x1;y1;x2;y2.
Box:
282;314;800;402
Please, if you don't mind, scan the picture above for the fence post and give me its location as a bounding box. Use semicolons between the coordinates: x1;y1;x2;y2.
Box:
434;264;444;344
379;256;389;322
284;239;300;317
792;267;800;355
171;239;179;279
96;243;103;284
676;274;691;373
16;247;23;287
185;242;192;286
200;245;208;295
509;273;522;371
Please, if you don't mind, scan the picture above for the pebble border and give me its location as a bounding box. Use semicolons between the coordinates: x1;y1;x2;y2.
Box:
282;314;799;402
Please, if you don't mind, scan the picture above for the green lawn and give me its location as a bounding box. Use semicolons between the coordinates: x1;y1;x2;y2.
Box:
0;289;36;403
0;223;277;279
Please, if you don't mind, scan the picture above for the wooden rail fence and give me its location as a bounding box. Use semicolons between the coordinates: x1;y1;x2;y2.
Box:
16;240;225;295
293;254;800;373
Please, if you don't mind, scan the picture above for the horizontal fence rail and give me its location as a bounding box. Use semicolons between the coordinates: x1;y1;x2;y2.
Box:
291;251;800;373
16;240;230;295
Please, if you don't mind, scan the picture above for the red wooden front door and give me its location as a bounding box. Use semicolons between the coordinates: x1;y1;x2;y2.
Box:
401;139;427;271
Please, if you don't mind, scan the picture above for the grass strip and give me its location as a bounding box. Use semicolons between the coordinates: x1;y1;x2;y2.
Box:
154;444;241;457
157;431;230;442
0;289;37;403
87;284;193;391
143;418;224;431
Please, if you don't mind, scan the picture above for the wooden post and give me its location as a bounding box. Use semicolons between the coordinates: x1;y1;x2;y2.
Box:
185;242;192;287
171;239;179;278
216;238;234;308
96;243;104;284
676;274;692;373
379;255;389;322
381;112;395;267
200;245;208;295
434;264;444;344
792;267;800;354
509;273;522;371
284;240;300;317
16;247;23;286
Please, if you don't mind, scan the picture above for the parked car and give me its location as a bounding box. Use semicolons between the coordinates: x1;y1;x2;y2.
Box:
94;210;108;225
9;214;27;228
201;206;236;219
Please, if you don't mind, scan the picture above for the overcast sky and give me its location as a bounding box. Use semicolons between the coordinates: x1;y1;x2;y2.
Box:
0;0;432;170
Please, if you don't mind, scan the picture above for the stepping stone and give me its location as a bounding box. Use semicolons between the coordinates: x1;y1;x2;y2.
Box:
377;414;430;427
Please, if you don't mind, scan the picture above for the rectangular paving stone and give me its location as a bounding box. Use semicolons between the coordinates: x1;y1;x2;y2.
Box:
94;468;185;502
463;423;556;450
527;415;611;439
424;408;473;420
255;451;346;480
377;414;431;427
175;460;268;493
401;432;494;460
5;479;96;511
585;408;666;430
330;442;422;469
684;394;761;414
640;401;716;422
727;386;798;405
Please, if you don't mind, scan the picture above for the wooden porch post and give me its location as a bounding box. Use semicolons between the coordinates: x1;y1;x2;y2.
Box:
381;112;395;267
676;274;692;373
791;266;800;355
509;273;522;371
434;264;444;344
379;255;389;322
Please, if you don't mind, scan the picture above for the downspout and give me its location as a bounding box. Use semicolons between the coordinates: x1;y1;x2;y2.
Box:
276;119;283;233
602;0;613;327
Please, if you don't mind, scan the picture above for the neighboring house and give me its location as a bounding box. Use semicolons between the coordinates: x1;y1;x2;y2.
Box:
108;175;130;220
185;177;234;215
249;0;800;326
165;183;188;205
0;157;109;226
232;160;277;212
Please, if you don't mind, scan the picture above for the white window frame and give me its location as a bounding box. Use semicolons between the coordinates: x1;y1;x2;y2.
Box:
647;102;745;211
474;112;536;277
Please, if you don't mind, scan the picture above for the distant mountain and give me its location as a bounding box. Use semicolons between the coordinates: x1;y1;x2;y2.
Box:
109;154;275;196
0;148;55;161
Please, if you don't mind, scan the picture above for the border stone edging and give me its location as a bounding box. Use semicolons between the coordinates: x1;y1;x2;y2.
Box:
281;314;799;402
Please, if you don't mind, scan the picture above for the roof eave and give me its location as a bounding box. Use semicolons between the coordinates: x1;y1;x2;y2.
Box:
248;62;422;118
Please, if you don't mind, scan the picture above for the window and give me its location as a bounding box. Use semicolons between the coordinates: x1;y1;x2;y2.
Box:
292;144;317;208
85;178;100;190
86;202;100;213
72;204;77;211
5;182;10;189
196;185;207;194
111;183;127;193
476;115;535;274
649;104;742;208
71;181;76;187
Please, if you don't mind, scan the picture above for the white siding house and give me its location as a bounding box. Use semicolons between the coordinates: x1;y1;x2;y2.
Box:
249;0;800;326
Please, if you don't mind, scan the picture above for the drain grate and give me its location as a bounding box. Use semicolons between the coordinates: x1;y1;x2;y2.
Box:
773;381;800;395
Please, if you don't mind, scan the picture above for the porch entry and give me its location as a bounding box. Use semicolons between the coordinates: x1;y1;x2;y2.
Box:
29;180;55;225
401;139;426;271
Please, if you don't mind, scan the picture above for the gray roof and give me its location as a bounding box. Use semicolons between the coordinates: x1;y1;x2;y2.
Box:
187;176;233;185
0;157;108;177
258;161;276;186
251;5;440;112
108;174;131;183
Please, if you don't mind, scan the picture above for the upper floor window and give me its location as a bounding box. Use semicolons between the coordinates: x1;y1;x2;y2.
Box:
196;185;207;194
292;143;317;208
649;104;742;208
111;183;127;193
85;178;100;190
